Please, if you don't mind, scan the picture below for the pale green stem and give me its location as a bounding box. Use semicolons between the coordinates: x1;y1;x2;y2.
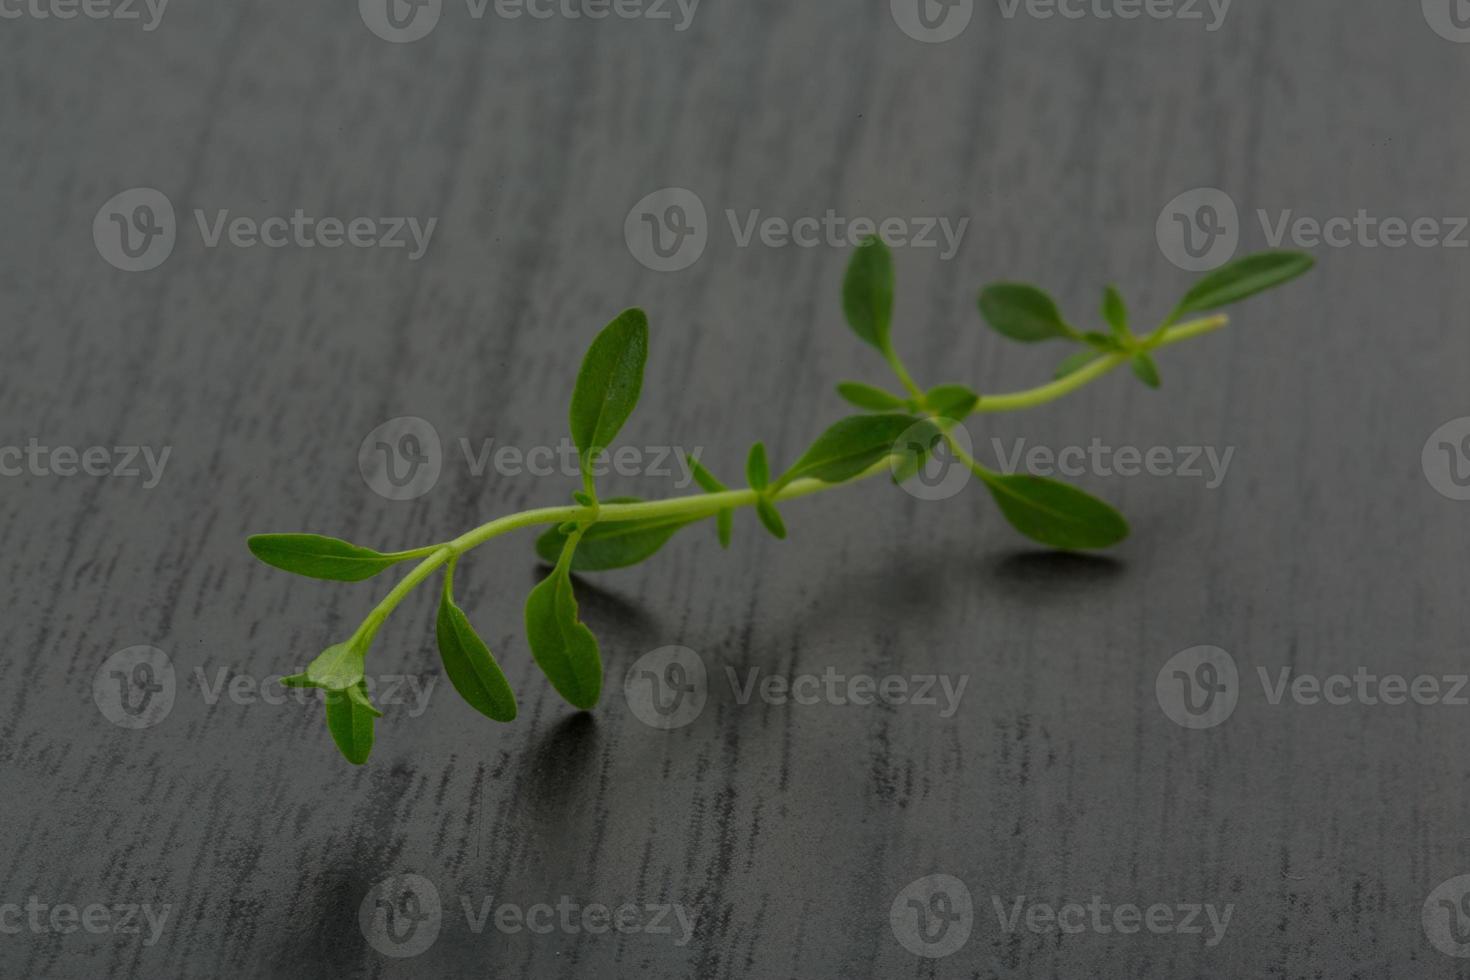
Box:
881;340;925;402
972;314;1226;413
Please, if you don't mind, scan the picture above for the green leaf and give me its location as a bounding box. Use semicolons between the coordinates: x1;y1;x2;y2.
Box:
1172;250;1315;318
280;672;320;689
889;422;946;486
568;309;649;466
688;460;734;549
524;548;603;710
775;414;936;489
980;473;1129;550
978;283;1075;343
746;443;770;490
1131;352;1161;389
924;384;979;420
689;458;725;495
1054;349;1104;380
534;499;695;571
247;534;405;582
836;381;908;412
325;683;379;765
841;236;895;351
755;498;787;540
1103;286;1129;339
305;641;366;692
436;577;517;722
1081;331;1126;352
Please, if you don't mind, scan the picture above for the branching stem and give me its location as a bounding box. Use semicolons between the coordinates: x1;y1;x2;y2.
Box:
350;314;1227;633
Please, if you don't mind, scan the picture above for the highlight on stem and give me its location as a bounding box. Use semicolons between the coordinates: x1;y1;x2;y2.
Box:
248;239;1314;763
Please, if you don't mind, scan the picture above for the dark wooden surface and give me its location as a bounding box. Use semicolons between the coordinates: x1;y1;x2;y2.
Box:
5;1;1470;976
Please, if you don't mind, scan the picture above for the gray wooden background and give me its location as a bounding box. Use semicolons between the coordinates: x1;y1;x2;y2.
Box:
4;1;1470;976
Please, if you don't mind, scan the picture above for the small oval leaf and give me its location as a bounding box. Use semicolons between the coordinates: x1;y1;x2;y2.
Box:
306;642;366;692
924;384;979;420
836;381;908;412
978;283;1074;343
746;443;770;490
842;236;895;351
755;498;787;540
1054;349;1103;380
524;558;603;710
1173;250;1315;317
569;309;649;465
1131;352;1161;389
325;683;379;765
534;502;694;572
436;582;517;722
981;473;1129;550
1103;285;1129;338
248;534;404;582
776;414;934;488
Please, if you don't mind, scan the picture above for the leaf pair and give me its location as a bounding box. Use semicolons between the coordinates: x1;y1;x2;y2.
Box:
690;459;734;548
835;381;980;422
518;309;657;711
746;443;786;539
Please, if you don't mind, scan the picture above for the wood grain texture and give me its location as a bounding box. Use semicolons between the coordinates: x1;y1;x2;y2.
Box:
3;1;1470;976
